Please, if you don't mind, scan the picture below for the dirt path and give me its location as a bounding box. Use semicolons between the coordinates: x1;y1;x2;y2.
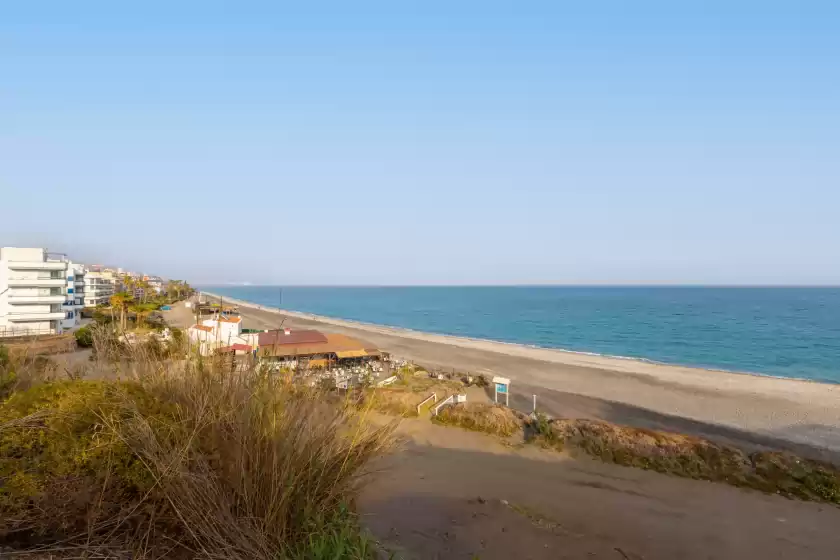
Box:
361;419;840;559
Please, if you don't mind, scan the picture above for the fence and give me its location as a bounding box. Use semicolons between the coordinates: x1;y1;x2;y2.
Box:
0;326;64;339
416;392;438;415
432;394;455;416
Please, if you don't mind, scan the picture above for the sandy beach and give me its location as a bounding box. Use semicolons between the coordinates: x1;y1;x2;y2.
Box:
165;294;840;559
183;292;840;457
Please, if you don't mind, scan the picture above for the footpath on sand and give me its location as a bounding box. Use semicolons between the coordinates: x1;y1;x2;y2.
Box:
359;418;840;560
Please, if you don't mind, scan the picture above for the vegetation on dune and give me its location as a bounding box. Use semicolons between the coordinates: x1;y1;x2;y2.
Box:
530;416;840;504
433;402;523;437
1;349;57;401
0;334;395;559
362;376;465;418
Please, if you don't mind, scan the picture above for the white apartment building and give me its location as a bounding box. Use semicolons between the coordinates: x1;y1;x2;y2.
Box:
0;247;69;337
61;261;86;330
83;269;116;307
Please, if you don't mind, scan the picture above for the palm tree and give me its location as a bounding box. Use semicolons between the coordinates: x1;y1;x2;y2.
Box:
166;280;181;301
109;292;132;331
129;303;147;329
121;275;135;297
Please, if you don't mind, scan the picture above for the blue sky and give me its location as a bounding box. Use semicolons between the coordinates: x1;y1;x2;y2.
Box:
2;1;838;285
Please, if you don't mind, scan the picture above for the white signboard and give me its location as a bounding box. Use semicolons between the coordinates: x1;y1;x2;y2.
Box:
492;376;511;406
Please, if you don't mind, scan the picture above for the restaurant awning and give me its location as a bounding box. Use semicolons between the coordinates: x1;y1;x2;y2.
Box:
335;349;368;358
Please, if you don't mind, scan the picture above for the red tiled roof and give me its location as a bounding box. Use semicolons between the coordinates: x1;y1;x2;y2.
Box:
218;316;241;323
258;329;328;347
190;324;213;332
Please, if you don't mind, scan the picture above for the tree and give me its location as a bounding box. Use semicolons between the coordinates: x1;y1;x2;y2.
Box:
109;292;132;331
165;280;193;302
129;303;147;329
121;275;136;298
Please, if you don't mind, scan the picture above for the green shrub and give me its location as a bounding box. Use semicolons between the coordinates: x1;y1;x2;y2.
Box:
0;360;394;558
74;325;94;347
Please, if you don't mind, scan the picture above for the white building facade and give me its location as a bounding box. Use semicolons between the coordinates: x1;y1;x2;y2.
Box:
61;261;86;330
0;247;69;337
83;269;116;307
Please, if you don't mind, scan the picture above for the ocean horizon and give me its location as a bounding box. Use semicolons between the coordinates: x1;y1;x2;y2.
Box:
200;285;840;384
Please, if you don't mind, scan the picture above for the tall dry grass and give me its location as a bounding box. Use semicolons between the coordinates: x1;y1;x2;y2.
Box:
0;329;396;559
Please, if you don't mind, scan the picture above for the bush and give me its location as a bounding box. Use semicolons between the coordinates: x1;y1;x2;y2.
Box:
533;418;840;504
74;325;94;347
433;403;523;437
0;357;395;558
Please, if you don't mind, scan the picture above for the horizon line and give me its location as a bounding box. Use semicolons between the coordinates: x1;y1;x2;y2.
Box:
196;283;840;289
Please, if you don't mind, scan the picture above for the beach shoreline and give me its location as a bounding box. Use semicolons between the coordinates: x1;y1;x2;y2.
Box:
200;290;834;389
192;291;840;454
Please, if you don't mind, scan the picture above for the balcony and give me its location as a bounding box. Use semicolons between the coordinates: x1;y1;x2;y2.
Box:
7;277;66;288
75;279;85;286
7;311;67;322
6;261;67;271
87;288;114;295
7;294;66;304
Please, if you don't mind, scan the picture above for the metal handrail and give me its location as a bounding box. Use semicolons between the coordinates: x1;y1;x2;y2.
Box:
432;395;455;416
417;392;438;415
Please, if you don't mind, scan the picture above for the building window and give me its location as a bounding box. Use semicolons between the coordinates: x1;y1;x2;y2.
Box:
68;288;74;293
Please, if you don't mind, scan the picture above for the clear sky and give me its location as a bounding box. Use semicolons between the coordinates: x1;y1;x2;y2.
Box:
2;1;838;285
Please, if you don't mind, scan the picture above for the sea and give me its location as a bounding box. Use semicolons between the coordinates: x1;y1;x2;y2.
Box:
201;286;840;384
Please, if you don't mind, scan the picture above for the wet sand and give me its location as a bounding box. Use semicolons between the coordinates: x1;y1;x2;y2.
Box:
174;294;840;457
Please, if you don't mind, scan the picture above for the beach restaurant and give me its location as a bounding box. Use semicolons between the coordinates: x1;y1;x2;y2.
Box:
257;328;382;369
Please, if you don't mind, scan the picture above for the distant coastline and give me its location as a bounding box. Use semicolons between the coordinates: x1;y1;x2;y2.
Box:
200;289;837;388
195;289;840;453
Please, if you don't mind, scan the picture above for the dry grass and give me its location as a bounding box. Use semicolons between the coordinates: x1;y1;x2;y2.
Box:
533;417;840;504
362;376;465;417
0;330;396;559
433;403;524;437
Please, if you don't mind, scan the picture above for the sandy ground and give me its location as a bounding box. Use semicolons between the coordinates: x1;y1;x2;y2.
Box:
175;295;840;458
361;419;840;560
165;299;840;559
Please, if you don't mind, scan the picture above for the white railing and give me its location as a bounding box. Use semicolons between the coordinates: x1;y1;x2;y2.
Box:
0;325;63;338
416;392;438;415
432;395;455;416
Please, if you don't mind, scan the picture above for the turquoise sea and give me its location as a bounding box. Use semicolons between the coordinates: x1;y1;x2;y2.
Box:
202;286;840;384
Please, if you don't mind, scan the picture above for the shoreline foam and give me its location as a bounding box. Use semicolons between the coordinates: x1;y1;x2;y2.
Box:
193;291;840;452
201;291;838;391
